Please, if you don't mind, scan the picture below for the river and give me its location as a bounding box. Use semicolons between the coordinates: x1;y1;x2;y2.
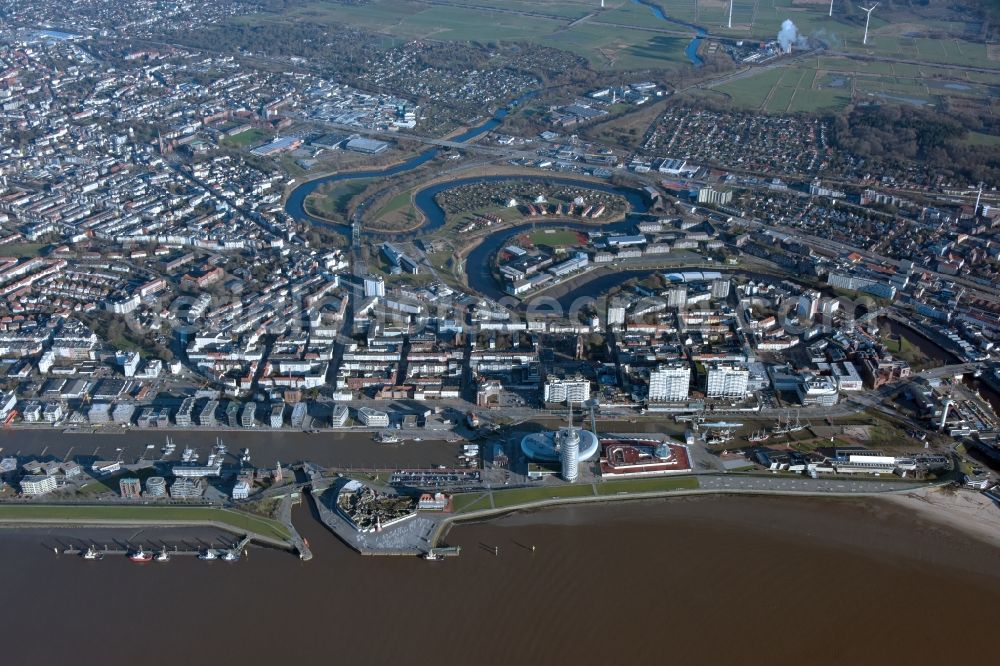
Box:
631;0;707;66
283;92;538;233
0;495;996;665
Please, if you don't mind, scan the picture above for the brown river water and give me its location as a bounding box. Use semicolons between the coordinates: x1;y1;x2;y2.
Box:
0;494;997;666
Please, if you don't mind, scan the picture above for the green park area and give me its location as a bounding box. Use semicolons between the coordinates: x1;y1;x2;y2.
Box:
0;505;291;541
304;179;374;222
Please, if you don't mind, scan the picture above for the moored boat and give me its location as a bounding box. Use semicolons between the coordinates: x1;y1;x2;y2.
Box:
128;547;154;563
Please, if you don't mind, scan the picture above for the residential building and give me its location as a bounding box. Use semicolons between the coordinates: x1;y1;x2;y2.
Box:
357;406;389;427
269;403;284;428
241;402;257;428
232;479;251;500
175;397;195;427
363;274;385;298
697;187;733;206
119;477;142;499
706;363;750;399
710;279;730;299
145;476;167;497
169;477;205;499
330;404;349;427
543;378;591;405
649;363;691;402
290;402;307;428
20;475;57;496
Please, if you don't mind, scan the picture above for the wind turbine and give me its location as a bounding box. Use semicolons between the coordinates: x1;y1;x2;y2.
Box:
829;0;834;17
728;0;733;29
859;2;878;46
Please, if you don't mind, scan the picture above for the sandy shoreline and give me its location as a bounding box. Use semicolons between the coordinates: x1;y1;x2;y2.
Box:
877;487;1000;548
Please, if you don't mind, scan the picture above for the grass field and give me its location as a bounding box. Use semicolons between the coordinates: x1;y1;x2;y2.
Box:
305;179;374;221
0;242;47;258
528;229;582;247
221;127;272;149
451;492;493;514
596;475;700;495
713;49;995;113
371;189;419;229
0;505;291;541
490;484;595;508
249;0;694;71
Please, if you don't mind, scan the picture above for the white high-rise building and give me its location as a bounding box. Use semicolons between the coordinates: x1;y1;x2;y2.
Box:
797;290;821;319
607;305;626;326
363;274;385;298
666;286;687;308
559;427;580;483
648;363;691;402
710;279;731;299
706;363;750;399
543;378;591;405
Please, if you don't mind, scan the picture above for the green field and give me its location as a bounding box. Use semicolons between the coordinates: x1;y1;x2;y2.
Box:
490;484;595;508
596;475;700;495
250;0;693;71
713;49;994;113
221;127;272;149
451;492;493;514
305;179;374;221
528;229;582;247
0;242;47;258
0;505;291;541
963;131;1000;147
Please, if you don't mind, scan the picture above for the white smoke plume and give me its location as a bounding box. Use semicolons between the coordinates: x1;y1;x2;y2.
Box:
777;19;798;53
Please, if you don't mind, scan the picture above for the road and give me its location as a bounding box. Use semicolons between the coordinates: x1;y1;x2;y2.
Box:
698;474;927;494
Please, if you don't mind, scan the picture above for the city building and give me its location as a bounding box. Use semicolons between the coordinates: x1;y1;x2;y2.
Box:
710;279;730;299
226;401;241;428
706;363;750;399
599;438;692;477
357;406;390;427
175;397;195;427
241;402;257;428
330;404;349;427
20;474;57;496
607;304;626;326
145;476;167;497
697;187;733;206
797;375;839;407
198;400;218;427
290;402;307;428
119;477;142;499
269;403;285;428
666;286;687;308
543;377;591;405
648;363;691;402
232;478;251;500
169;477;205;499
363;274;386;298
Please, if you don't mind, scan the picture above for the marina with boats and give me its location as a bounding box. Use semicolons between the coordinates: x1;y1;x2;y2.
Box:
63;535;251;563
